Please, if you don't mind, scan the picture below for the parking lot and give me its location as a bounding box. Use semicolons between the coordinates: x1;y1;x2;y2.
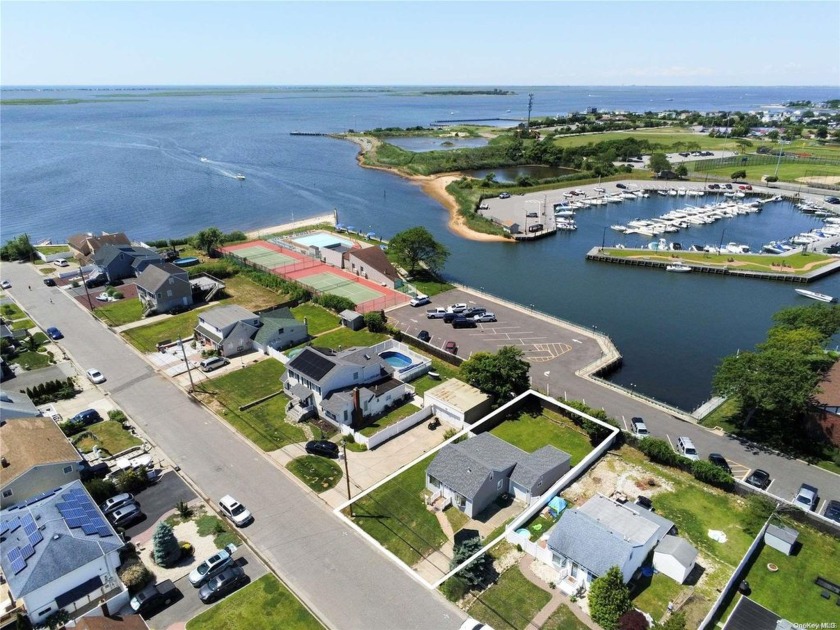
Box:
387;288;602;373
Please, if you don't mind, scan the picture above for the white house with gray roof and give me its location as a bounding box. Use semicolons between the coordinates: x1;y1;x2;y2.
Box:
0;480;127;625
425;432;571;518
546;494;674;593
135;262;193;315
193;304;261;357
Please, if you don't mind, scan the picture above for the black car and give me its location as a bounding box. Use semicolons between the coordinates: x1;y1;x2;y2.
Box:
616;183;627;189
826;196;840;205
43;278;56;287
462;307;487;318
418;330;431;342
130;580;179;616
198;566;247;603
708;453;731;475
443;311;458;323
724;183;733;190
745;469;771;490
823;499;840;523
306;440;339;459
71;409;102;425
451;315;477;329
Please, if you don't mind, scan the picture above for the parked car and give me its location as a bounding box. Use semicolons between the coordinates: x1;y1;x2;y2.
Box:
199;356;228;372
446;303;468;313
459;617;492;630
198;565;247;603
43;278;56;287
0;280;11;289
46;326;63;340
130;579;179;616
498;192;511;199
473;312;497;323
823;499;840;523
451;315;477;329
616;183;628;189
444;340;457;354
676;436;699;461
745;469;771;490
630;417;650;439
108;502;144;528
793;483;818;511
71;409;102;426
53;259;69;267
189;544;237;587
86;368;106;384
825;196;840;205
306;440;339;459
99;492;136;515
426;307;447;319
443;311;460;323
85;275;107;289
708;183;720;190
462;307;486;318
739;184;752;191
417;330;431;342
409;294;430;307
707;453;731;475
219;495;252;527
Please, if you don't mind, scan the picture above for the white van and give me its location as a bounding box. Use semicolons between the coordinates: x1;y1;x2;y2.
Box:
676;436;699;461
199;356;228;372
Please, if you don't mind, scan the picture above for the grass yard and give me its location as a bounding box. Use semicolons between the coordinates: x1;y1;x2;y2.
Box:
359;403;421;437
690;161;840;184
308;327;389;349
468;566;552;630
0;304;25;319
489;408;594;465
718;518;840;624
698;397;741;433
11;318;33;330
549;129;740;152
406;270;455;297
194;512;241;549
95;298;145;326
185;574;323;630
541;604;589;630
221;274;291;311
599;248;834;275
73;421;142;456
349;453;446;566
286;455;343;493
11;350;53;370
36;246;70;255
122;310;200;352
291;303;340;335
524;512;559;542
444;505;470;533
630;571;686;620
197;360;306;451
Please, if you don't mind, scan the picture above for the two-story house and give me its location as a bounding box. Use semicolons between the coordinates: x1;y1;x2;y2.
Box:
193;305;308;357
0;391;41;421
134;263;193;315
343;246;402;289
92;245;162;284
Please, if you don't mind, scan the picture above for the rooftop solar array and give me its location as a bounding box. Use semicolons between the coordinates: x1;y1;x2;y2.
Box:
289;347;336;381
56;487;112;538
2;513;46;575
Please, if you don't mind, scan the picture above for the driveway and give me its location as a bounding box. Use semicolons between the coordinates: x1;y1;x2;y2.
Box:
124;472;199;539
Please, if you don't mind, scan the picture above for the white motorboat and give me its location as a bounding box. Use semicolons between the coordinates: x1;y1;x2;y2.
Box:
656;190;668;196
610;224;627;232
199;157;209;163
666;263;692;273
795;289;836;303
555;210;576;217
677;188;687;196
668;188;678;196
556;220;577;231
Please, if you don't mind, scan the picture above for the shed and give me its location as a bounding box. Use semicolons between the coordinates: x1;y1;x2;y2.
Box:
653;535;698;583
339;309;365;331
423;379;492;429
764;523;798;556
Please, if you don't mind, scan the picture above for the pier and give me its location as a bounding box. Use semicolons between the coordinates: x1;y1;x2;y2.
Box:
430;117;525;126
289;131;331;137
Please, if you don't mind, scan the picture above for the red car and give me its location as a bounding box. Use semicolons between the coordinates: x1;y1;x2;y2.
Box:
444;341;458;354
738;184;752;191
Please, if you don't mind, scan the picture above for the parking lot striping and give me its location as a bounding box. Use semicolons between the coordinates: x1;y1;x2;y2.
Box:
728;461;751;480
572;338;582;344
524;342;572;363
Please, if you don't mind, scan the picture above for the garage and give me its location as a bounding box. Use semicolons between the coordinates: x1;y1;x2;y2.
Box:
423;379;492;429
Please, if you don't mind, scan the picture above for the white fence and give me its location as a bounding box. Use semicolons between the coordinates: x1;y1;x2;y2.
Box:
368;339;432;382
354;406;433;449
267;346;290;364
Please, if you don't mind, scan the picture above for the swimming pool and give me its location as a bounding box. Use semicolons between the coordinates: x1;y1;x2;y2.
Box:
292;233;354;249
379;351;412;369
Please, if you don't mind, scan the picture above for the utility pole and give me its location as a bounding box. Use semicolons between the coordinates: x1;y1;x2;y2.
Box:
79;267;93;311
526;93;534;133
342;441;353;516
178;337;196;393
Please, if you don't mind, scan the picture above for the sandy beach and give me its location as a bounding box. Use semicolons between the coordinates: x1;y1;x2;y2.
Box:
344;135;508;243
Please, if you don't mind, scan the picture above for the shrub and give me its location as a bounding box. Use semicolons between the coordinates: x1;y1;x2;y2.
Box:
443;428;458;440
152;522;181;568
440;575;469;602
764;175;779;183
691;459;735;490
637;437;690;470
619;609;648;630
108;409;128;424
364;311;386;332
59;420;87;437
558;399;617;444
39;610;70;630
176;500;193;519
83;479;118;504
314;293;356;313
118;559;153;593
730;170;747;180
115;469;148;494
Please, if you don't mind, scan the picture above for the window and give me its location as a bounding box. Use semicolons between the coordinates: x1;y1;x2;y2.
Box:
37;607;52;618
166;290;173;297
353;372;358;380
2;489;12;498
63;465;73;474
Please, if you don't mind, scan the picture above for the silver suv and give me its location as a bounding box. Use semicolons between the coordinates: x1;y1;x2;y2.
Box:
793;484;818;511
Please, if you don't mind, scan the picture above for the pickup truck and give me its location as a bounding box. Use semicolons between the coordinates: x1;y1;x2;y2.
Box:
426;308;447;319
130;579;179;616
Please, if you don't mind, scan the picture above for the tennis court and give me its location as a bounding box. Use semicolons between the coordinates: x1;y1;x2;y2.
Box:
296;271;385;304
232;244;299;269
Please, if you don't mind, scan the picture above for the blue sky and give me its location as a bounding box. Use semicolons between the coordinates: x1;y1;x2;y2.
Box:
2;1;838;86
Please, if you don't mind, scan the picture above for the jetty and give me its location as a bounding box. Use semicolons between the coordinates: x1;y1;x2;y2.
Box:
289;132;330;137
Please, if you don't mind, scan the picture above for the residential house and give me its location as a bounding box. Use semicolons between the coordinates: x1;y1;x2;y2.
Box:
0;481;128;626
0;391;41;421
1;417;83;508
343;246;402;289
424;379;492;429
251;307;308;353
193;305;261;357
282;344;418;427
92;245;162;284
546;494;674;593
652;535;697;584
134;263;193;315
67;233;131;264
425;432;571;518
811;360;840;447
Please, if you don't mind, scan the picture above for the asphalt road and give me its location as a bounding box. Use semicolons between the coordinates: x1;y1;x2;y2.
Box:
2;265;465;630
124;472;197;539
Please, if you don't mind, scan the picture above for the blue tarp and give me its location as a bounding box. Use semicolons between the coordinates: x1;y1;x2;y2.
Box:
548;496;567;517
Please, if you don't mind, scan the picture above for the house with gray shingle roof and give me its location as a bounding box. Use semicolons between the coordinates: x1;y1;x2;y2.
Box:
0;480;126;626
425;432;571;518
0;390;41;421
193;305;261;357
653;534;698;583
135;262;193;315
545;494;674;593
252;307;308;352
92;244;162;283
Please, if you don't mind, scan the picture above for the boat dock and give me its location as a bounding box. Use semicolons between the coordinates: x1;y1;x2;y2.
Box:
585;247;840;283
289;132;331;137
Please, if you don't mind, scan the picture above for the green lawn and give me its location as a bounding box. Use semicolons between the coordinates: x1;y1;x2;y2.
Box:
73;421;142;456
489;408;594;465
198;360;306;451
186;575;323;630
630;571;686;620
286;455;343;493
406;270;455;297
358;403;421;438
291;303;340;335
444;505;470;533
122;311;200;352
690;161;840;184
541;604;588;630
468;566;552;630
698;397;740;433
11;318;33;330
308;327;389;349
194;513;241;549
599;248;834;275
350;453;446;566
524;513;559;542
0;304;25;319
11;350;53;370
550;129;740;151
95;298;145;326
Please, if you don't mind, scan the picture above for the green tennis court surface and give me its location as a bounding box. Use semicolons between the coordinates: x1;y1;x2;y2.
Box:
297;271;384;303
232;245;297;268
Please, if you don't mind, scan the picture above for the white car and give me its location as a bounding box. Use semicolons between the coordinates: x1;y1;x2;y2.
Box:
0;280;10;289
219;495;252;527
446;303;467;313
86;368;106;384
473;312;497;323
793;484;818;511
409;294;430;307
188;544;237;587
53;259;69;267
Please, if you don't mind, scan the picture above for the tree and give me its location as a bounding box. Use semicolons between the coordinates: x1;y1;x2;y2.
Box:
767;130;779;141
1;233;36;262
192;227;224;257
364;311;386;332
460;346;530;403
816;126;828;139
658;612;686;630
389;226;449;275
152;522;181;567
450;536;492;588
83;479;118;504
648;152;671;174
772;304;840;339
730;170;747;180
589;566;632;630
675;164;688;178
619;609;648;630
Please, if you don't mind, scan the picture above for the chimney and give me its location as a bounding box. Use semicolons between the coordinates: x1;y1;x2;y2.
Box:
351;387;363;430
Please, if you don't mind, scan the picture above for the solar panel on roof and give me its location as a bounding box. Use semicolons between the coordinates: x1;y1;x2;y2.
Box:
23;521;37;536
21;514;35;528
81;522;98;536
66;517;84;528
6;518;21;533
88;517;106;530
290;349;335;381
0;523;9;536
7;547;21;563
28;530;43;546
19;544;34;560
9;557;26;575
95;524;111;537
